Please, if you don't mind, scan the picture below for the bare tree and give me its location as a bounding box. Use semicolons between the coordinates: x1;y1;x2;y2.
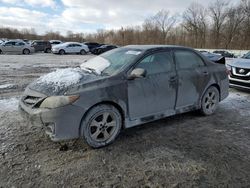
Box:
209;0;229;48
145;10;176;43
183;3;207;48
223;5;245;49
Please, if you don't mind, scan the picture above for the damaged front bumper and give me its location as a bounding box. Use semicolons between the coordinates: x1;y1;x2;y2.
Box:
19;98;85;142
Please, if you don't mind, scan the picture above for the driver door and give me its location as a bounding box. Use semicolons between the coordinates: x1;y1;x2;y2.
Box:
127;50;177;120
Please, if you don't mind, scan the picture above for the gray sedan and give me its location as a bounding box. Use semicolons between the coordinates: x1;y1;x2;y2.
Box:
0;40;34;55
19;45;229;148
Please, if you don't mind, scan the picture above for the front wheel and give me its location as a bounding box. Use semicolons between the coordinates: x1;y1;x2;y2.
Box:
81;104;122;148
0;50;2;54
59;49;65;55
200;86;219;115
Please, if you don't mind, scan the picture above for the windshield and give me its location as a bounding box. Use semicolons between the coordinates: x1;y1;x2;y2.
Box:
243;52;250;59
80;48;143;75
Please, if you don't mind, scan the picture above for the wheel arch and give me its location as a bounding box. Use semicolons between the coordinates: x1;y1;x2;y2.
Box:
210;83;221;101
79;100;126;137
200;83;221;107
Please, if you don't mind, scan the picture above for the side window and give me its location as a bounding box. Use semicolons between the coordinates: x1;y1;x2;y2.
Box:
15;42;25;46
5;42;13;46
75;44;81;47
135;51;173;75
175;50;204;69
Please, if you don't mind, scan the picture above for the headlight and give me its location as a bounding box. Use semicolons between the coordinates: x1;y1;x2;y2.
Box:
226;64;232;71
225;64;232;76
39;95;79;109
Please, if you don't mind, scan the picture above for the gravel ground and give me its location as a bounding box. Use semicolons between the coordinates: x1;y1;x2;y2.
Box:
0;53;250;188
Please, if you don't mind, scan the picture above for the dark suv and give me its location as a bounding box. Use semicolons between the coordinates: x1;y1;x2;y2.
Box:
83;42;101;51
31;40;52;53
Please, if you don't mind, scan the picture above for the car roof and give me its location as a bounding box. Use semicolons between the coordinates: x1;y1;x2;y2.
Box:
123;45;192;51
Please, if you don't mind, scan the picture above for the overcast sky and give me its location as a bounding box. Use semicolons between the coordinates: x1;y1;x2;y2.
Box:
0;0;241;35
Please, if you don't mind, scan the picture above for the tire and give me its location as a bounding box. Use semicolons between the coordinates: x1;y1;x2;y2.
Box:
0;50;2;54
59;49;65;55
81;104;122;148
45;48;51;53
98;49;103;55
200;86;219;116
80;49;86;55
23;49;30;55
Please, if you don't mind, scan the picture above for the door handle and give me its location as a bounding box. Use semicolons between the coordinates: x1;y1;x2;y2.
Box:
169;76;177;82
203;71;209;75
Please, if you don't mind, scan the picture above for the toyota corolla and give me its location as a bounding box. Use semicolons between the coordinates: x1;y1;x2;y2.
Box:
19;45;229;148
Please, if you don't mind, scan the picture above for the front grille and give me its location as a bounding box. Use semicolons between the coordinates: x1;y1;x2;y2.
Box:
230;80;250;88
23;95;43;107
235;67;250;75
231;75;250;81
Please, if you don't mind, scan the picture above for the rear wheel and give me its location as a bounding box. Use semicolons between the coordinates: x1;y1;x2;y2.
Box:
80;49;86;55
59;49;65;55
23;49;30;55
45;48;51;53
200;86;219;115
81;104;122;148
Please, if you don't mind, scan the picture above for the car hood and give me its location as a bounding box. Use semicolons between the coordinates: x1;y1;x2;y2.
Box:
28;68;102;96
227;58;250;69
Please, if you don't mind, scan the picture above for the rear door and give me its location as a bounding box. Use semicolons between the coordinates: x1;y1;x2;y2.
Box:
14;41;25;53
74;44;82;53
174;49;210;110
127;50;177;119
66;44;74;53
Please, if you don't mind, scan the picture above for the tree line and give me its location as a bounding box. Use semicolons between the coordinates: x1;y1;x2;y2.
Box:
0;0;249;50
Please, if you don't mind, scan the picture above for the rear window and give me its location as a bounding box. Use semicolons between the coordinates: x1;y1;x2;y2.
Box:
175;50;205;69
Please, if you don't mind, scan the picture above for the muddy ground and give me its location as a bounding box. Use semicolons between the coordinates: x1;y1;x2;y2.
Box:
0;53;250;188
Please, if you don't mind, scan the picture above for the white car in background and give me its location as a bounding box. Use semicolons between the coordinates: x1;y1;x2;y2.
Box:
50;40;63;46
52;42;89;55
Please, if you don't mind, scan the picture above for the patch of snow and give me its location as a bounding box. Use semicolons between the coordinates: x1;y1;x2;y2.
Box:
0;97;19;112
80;56;110;74
0;84;16;89
125;51;141;55
222;91;250;117
36;68;83;88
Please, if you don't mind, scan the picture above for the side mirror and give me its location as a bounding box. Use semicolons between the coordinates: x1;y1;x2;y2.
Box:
128;68;146;80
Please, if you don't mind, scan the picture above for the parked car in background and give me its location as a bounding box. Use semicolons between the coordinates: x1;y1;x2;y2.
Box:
52;42;89;55
201;51;225;64
92;44;118;55
242;51;250;59
227;58;250;90
0;40;34;55
50;40;63;46
213;50;236;58
83;42;101;51
31;40;52;53
19;45;229;148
